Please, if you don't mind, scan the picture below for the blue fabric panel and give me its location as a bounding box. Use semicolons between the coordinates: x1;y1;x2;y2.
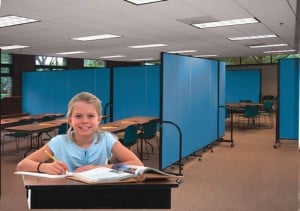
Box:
161;53;220;169
226;69;261;103
279;59;299;140
22;68;110;116
113;65;160;120
218;62;226;137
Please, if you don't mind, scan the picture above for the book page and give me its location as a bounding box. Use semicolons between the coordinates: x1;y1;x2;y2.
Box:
70;167;136;183
14;171;71;179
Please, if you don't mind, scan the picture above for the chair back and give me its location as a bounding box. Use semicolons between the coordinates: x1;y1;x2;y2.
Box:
38;115;56;122
17;118;35;125
244;105;259;118
143;121;157;139
58;122;69;135
121;124;138;148
263;100;273;112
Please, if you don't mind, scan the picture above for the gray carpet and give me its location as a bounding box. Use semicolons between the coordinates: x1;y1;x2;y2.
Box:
1;123;299;211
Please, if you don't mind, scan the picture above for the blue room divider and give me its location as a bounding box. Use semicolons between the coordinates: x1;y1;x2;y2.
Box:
112;65;160;120
22;68;110;115
277;58;299;148
161;53;226;169
226;69;261;103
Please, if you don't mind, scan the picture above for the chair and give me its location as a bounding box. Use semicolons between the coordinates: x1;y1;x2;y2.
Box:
237;105;260;127
57;122;69;135
37;115;57;142
138;121;158;157
259;100;274;126
118;124;139;149
2;118;35;155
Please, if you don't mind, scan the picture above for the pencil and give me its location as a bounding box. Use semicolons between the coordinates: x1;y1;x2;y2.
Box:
44;150;56;161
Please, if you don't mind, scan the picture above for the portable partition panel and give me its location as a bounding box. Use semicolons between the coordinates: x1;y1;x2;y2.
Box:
226;69;261;103
218;62;226;138
22;68;110;115
161;53;224;169
277;58;299;148
112;65;160;120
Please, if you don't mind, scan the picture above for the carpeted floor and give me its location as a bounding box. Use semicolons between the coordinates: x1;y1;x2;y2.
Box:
0;121;299;211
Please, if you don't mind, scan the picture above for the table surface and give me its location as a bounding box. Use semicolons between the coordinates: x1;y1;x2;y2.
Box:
4;118;67;133
1;113;65;129
99;116;159;133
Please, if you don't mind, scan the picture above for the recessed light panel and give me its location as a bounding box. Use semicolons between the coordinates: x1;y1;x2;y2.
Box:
228;34;277;41
125;0;166;5
168;50;197;54
56;51;86;55
264;49;296;54
0;15;39;28
129;44;167;48
72;34;121;41
0;45;30;50
192;17;259;29
249;43;288;48
99;55;126;59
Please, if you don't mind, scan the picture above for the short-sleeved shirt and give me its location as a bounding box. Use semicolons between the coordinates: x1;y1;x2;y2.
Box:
48;131;117;172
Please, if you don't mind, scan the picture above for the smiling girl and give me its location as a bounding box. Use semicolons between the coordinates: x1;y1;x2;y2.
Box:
17;92;143;174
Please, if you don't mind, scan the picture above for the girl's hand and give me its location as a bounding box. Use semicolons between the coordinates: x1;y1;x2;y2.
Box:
41;161;68;175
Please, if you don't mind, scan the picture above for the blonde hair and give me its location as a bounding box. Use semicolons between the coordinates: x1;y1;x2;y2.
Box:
66;92;102;140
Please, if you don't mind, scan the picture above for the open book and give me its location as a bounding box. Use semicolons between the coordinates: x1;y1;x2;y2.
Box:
15;164;182;184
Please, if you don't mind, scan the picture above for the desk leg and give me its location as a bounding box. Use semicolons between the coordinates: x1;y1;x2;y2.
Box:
219;108;234;147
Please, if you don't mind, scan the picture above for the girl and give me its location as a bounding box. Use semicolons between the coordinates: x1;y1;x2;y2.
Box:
17;92;143;174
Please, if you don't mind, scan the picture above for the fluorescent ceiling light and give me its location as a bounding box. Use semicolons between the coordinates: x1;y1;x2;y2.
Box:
0;45;30;50
99;55;126;59
125;0;166;5
228;34;277;41
192;17;259;29
132;58;156;61
72;34;121;41
264;49;296;54
56;51;86;55
249;43;288;48
0;15;39;28
168;50;197;54
195;54;218;57
129;44;167;48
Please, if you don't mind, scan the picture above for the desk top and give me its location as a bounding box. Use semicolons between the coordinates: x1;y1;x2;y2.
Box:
1;113;65;129
4;118;67;133
226;102;263;108
22;174;179;188
100;116;159;133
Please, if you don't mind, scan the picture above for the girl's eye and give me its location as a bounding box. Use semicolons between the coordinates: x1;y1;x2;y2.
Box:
88;114;95;118
74;114;82;118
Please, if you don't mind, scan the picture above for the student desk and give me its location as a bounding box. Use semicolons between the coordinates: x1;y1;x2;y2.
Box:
4;118;67;156
100;116;159;161
22;175;178;209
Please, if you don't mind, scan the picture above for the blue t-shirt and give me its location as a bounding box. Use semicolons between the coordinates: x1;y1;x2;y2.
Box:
48;131;117;172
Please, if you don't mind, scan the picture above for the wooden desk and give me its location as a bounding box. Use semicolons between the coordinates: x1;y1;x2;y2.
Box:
22;175;178;209
5;119;67;156
1;113;65;129
100;116;159;133
100;116;159;161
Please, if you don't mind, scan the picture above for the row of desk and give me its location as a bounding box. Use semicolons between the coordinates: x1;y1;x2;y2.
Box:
3;116;179;209
4;116;158;158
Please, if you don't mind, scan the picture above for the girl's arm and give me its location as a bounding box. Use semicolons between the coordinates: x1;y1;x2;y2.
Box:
16;144;68;174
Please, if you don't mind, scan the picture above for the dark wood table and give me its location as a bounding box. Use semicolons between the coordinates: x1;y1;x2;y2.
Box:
100;116;159;160
22;175;178;209
1;113;65;129
5;118;67;156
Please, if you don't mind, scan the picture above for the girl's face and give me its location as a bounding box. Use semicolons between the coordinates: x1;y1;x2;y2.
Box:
68;101;101;139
